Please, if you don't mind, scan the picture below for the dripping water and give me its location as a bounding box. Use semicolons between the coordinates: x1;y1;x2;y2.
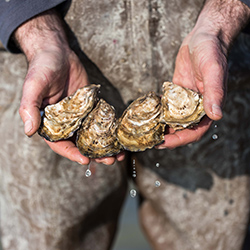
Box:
212;134;218;140
129;159;137;197
212;124;219;140
132;158;136;178
155;180;161;187
130;189;137;198
85;161;92;177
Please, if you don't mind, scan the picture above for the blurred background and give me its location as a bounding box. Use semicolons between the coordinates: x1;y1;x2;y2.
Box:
113;184;151;250
1;184;250;250
0;183;150;250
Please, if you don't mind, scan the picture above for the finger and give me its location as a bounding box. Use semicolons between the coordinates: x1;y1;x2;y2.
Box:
19;64;53;136
116;152;126;162
156;117;212;149
202;62;227;121
95;157;116;166
195;41;228;120
45;139;90;165
89;152;125;165
19;83;44;137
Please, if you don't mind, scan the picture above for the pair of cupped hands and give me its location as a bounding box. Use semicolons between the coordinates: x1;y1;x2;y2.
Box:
15;1;249;165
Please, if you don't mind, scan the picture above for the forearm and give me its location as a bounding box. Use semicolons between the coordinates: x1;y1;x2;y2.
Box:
0;0;67;52
194;0;250;49
14;9;69;62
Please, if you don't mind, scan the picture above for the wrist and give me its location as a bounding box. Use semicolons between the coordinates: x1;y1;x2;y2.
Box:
14;9;69;61
194;0;250;49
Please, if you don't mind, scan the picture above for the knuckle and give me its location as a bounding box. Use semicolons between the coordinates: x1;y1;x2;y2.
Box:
18;104;26;117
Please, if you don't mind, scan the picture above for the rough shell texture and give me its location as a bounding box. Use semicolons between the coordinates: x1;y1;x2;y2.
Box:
161;82;205;130
76;99;123;158
38;84;100;141
116;91;165;152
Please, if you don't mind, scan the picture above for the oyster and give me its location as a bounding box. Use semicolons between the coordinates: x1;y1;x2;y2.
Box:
161;82;205;130
116;92;165;152
76;99;123;158
38;84;100;141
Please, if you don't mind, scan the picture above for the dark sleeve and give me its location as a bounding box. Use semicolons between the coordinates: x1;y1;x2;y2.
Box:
0;0;68;53
240;0;250;8
240;0;250;34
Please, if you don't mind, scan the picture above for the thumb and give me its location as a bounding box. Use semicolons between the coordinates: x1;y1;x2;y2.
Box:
19;74;47;136
202;63;227;121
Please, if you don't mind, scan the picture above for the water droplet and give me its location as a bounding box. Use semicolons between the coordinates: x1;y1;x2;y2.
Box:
130;189;137;198
85;169;91;177
85;161;92;177
132;159;136;178
155;180;161;187
156;163;160;168
212;134;218;140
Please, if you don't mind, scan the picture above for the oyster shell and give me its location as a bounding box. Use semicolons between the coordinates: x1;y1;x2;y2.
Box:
76;99;123;158
161;82;205;130
38;84;100;141
116;92;165;152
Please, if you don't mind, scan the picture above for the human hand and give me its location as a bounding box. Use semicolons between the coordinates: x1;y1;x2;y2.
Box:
15;9;124;165
157;0;250;149
157;29;225;149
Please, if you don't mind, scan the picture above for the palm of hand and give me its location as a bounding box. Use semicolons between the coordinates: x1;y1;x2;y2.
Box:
20;48;122;165
157;32;227;149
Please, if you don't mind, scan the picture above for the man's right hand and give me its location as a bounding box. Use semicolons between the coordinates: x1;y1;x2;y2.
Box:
15;9;125;165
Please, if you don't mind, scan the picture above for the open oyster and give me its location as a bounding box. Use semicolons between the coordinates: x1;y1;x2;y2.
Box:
116;92;165;152
161;82;205;130
76;99;123;158
38;84;100;141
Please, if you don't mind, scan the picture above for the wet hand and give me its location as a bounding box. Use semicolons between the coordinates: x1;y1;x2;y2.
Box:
158;28;227;149
15;9;122;165
159;0;250;149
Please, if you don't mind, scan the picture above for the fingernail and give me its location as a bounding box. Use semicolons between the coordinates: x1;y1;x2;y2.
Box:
77;160;85;165
77;157;89;165
116;154;125;162
24;119;33;134
212;104;223;118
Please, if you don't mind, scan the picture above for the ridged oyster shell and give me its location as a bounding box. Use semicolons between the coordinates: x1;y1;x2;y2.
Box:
76;99;122;158
161;82;205;130
116;92;165;152
38;84;100;141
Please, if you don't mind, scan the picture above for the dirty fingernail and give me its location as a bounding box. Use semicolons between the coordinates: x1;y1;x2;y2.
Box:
212;104;223;118
24;119;33;134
